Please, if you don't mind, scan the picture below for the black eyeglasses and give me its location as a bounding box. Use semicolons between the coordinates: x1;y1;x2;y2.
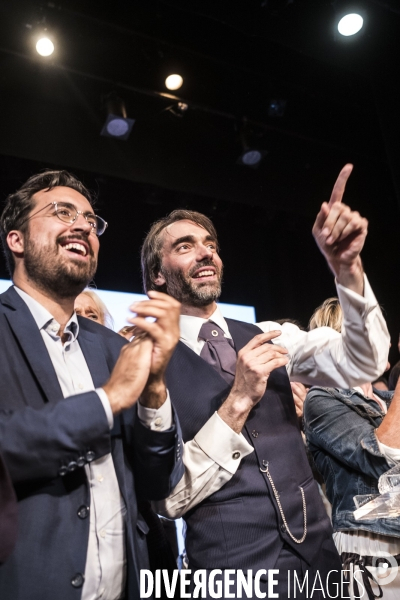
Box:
19;202;108;236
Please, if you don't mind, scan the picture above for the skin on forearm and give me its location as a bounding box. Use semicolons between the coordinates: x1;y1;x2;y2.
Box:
217;392;254;434
376;383;400;448
329;256;364;296
140;375;168;409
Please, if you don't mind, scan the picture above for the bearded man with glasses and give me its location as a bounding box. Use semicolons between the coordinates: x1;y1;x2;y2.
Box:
0;170;184;600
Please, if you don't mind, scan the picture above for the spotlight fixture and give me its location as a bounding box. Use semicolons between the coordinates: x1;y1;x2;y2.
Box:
168;102;189;117
165;74;183;90
237;148;267;168
36;36;54;56
100;93;135;140
268;99;286;117
236;118;267;169
337;13;363;36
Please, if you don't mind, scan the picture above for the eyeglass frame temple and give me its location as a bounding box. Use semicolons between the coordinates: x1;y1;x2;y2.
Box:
18;201;108;235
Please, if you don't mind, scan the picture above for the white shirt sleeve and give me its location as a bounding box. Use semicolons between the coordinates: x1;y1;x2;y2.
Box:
98;387;173;431
376;438;400;463
96;388;114;429
154;412;253;518
256;274;389;388
137;392;173;431
158;274;389;517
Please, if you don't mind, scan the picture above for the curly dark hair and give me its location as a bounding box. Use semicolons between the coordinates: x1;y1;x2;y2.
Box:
0;170;94;275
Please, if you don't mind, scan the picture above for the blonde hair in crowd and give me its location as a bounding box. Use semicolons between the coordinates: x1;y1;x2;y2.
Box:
309;297;343;333
81;289;114;329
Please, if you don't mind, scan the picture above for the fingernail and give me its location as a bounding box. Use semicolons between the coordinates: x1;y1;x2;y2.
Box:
322;228;330;236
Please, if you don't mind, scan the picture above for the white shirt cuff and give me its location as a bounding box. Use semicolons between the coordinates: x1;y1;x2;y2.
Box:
96;387;114;430
376;437;400;463
137;392;173;431
194;412;254;474
336;273;376;318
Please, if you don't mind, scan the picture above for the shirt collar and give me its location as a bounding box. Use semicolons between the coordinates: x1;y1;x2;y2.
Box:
179;304;231;346
14;286;79;341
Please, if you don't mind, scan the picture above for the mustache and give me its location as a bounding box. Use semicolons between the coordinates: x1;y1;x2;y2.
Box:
188;259;220;278
56;234;94;257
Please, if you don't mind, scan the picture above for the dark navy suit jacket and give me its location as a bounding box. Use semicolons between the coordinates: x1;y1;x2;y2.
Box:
0;286;183;600
0;451;17;563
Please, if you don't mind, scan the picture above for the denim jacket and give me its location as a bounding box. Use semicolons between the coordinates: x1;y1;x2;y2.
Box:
303;386;398;537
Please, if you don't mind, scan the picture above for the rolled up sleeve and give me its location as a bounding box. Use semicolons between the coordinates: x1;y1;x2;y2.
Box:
257;274;390;388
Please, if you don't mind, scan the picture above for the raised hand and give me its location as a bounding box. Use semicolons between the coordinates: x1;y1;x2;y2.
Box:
127;291;181;408
103;334;153;415
312;164;367;294
218;331;289;433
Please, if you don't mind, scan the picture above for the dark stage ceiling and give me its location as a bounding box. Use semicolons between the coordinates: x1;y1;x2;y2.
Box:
0;0;399;364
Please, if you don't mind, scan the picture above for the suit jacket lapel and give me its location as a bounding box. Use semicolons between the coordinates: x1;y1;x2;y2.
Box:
78;324;110;389
1;287;63;404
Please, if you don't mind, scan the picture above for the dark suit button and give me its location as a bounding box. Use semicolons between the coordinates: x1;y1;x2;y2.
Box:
71;573;84;588
77;505;90;519
86;451;95;462
280;524;287;534
77;456;86;467
251;430;259;438
59;466;68;476
68;461;78;472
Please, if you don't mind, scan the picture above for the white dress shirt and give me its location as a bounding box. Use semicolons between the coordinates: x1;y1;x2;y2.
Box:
156;274;390;518
15;287;172;600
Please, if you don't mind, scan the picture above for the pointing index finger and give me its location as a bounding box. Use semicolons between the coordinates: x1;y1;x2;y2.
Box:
328;163;353;206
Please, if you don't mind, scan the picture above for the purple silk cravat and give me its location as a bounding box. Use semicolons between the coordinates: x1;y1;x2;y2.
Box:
199;321;237;385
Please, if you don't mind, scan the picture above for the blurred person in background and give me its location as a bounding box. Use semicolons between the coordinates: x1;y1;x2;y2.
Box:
309;297;343;333
305;378;400;599
74;289;114;328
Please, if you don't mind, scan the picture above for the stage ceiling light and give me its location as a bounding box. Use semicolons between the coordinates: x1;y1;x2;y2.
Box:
237;149;267;169
36;37;54;56
165;74;183;90
337;13;363;36
268;99;287;117
100;93;135;140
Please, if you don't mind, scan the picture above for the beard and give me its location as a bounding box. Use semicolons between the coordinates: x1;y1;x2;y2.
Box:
160;259;223;307
23;232;97;299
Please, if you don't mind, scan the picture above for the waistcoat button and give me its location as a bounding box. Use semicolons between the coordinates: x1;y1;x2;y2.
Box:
71;573;84;588
280;524;287;534
77;505;90;519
